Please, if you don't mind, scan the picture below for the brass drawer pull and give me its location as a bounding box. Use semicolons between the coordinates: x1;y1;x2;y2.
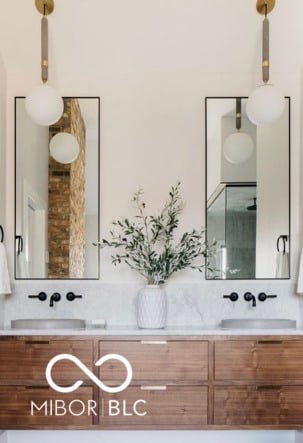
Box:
256;385;282;390
24;340;50;345
140;386;167;391
140;340;167;345
257;340;283;345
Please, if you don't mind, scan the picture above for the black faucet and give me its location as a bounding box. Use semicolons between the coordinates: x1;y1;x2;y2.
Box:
28;292;47;301
223;292;239;302
244;292;256;307
49;292;61;307
66;291;83;301
258;292;277;302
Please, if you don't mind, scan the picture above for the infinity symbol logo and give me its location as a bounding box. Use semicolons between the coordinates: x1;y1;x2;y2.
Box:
46;353;133;394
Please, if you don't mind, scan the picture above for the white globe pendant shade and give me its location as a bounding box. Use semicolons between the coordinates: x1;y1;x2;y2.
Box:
223;132;254;164
50;132;80;164
25;83;64;126
246;84;285;126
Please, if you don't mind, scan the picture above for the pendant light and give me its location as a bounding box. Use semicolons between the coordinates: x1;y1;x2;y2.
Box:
223;98;254;164
25;0;63;126
246;0;285;126
49;100;80;164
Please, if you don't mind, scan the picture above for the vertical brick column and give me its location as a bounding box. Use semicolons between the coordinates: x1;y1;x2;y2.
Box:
48;99;85;278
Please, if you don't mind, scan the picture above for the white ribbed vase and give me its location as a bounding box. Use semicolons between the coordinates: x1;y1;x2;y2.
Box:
137;285;167;329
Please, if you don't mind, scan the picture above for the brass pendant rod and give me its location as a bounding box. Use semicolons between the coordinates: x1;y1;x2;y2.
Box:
262;16;270;84
41;16;48;83
235;98;241;131
62;100;68;131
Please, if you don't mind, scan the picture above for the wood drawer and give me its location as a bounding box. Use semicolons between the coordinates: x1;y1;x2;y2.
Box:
0;340;93;383
0;386;94;427
215;340;303;381
99;340;208;382
214;386;303;426
100;386;208;427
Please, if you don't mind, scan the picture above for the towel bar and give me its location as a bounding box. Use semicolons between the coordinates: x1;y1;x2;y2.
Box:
277;234;288;253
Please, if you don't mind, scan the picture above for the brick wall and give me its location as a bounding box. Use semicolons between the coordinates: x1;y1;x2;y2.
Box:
48;99;85;278
69;99;85;278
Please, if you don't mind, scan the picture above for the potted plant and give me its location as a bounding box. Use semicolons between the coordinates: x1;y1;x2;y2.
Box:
98;182;212;328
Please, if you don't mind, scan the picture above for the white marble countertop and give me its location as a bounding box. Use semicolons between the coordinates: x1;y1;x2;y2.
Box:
0;325;302;336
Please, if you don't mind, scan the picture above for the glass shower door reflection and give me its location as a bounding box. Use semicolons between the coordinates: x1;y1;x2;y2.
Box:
206;184;256;279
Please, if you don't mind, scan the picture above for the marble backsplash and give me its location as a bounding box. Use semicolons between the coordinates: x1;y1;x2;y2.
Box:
2;279;301;329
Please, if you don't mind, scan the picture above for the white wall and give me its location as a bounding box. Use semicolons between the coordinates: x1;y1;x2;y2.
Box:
0;54;6;231
0;53;7;324
256;105;289;277
15;100;49;235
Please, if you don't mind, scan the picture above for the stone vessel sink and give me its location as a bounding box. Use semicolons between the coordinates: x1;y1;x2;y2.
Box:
11;318;86;330
220;318;296;329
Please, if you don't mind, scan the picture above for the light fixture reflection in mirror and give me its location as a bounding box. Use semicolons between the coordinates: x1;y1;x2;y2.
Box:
223;98;254;164
50;132;80;164
223;132;254;164
15;96;100;280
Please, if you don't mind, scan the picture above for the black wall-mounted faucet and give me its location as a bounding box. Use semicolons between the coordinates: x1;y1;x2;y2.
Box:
28;292;47;301
49;292;61;307
258;292;277;302
244;292;256;307
223;292;239;302
66;291;83;301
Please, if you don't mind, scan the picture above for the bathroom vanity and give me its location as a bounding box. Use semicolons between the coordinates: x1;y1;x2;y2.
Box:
0;331;303;430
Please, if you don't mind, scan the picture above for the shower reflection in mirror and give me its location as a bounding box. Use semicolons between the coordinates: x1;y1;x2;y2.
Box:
205;97;290;280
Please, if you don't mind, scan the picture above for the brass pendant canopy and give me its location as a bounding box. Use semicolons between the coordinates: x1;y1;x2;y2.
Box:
35;0;54;16
256;0;275;15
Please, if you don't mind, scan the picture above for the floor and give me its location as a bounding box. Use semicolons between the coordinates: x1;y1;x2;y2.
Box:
0;430;297;443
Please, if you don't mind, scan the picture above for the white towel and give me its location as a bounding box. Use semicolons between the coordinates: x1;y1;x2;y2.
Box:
297;248;303;294
0;243;11;294
275;251;289;279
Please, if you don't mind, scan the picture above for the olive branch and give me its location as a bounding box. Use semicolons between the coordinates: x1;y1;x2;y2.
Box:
96;182;215;284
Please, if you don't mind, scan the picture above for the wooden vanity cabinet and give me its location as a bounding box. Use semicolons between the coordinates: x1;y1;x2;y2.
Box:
0;386;94;427
98;338;209;428
0;337;94;428
99;339;208;381
214;385;303;426
1;334;303;429
100;386;208;427
213;337;303;427
0;337;93;383
214;339;303;380
0;335;209;430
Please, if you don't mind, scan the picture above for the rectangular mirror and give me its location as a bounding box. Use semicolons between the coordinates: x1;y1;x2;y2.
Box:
205;96;290;280
15;96;100;279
